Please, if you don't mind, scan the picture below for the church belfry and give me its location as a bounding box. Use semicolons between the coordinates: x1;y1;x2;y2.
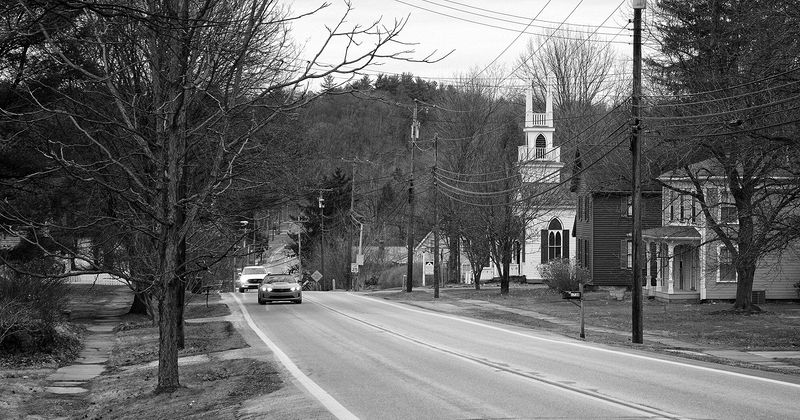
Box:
519;77;563;183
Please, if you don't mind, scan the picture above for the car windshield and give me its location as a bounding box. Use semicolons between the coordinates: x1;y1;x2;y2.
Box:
242;267;267;275
263;275;297;284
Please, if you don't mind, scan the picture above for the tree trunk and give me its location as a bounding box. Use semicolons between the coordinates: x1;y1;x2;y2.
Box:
500;242;512;295
448;234;459;284
733;263;757;312
129;291;149;315
156;277;181;392
473;267;482;290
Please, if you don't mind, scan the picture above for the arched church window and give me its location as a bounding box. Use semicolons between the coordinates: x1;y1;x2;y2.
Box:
541;218;569;263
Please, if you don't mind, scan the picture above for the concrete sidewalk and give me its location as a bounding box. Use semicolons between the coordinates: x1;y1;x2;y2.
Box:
46;285;135;394
381;288;800;375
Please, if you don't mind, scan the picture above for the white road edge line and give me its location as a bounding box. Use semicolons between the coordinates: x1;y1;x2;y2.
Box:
352;293;800;389
232;293;359;420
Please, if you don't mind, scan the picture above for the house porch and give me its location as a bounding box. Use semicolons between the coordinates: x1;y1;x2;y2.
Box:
642;226;702;303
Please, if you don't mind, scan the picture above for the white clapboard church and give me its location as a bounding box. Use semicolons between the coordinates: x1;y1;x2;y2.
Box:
515;78;576;282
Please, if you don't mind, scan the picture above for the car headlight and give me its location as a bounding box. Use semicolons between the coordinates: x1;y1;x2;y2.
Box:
261;285;272;292
291;285;300;292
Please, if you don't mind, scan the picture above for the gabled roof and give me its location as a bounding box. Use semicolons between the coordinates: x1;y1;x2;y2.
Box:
658;158;724;181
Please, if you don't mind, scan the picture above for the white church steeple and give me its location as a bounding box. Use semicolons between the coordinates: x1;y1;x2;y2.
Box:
519;76;563;184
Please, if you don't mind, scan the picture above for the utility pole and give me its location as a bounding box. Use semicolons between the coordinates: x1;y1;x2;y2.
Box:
631;0;645;344
348;161;356;290
406;100;419;293
433;133;440;299
319;192;326;290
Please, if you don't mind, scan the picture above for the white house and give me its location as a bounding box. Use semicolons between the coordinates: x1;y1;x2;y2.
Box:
643;160;800;301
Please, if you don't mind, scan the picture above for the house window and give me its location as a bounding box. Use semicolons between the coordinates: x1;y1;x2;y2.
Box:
721;190;737;224
541;218;569;263
578;196;583;221
718;245;737;282
620;239;633;269
548;231;562;260
669;190;676;221
627;195;633;217
577;239;582;265
621;195;632;217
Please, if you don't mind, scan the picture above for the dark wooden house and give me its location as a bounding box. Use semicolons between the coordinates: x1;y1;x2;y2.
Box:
572;166;662;289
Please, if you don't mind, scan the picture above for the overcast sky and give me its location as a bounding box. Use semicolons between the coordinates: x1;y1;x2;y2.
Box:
287;0;639;87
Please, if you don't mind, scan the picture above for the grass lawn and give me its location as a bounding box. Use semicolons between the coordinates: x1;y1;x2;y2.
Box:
371;284;800;351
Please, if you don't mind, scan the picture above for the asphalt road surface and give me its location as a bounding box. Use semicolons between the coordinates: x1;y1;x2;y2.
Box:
233;291;800;419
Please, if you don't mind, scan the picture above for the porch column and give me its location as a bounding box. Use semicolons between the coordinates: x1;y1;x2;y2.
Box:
666;243;675;294
644;241;652;296
698;241;706;300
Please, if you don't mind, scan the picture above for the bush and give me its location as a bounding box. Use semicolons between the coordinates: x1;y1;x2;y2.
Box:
0;259;69;353
375;265;424;289
538;259;591;292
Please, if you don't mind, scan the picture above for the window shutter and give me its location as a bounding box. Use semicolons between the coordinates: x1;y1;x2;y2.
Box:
586;240;590;269
620;196;627;216
562;230;570;259
541;230;547;264
620;239;628;269
586;197;591;221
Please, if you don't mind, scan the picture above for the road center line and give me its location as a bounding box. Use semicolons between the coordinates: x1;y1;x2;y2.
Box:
307;295;682;420
352;293;800;389
232;293;358;420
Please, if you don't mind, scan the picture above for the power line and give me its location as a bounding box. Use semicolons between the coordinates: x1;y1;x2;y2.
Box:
391;0;631;40
433;0;627;30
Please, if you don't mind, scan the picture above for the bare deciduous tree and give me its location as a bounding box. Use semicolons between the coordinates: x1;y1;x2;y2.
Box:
0;0;441;392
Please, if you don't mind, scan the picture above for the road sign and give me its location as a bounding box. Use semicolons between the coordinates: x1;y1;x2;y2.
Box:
424;261;434;275
351;263;359;273
311;270;323;282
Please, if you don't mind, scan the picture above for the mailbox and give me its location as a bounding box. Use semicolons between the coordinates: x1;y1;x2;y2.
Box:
562;290;582;300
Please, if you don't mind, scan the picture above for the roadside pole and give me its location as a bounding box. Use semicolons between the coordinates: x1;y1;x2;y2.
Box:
433;133;440;299
406;101;419;293
631;0;645;344
579;282;585;339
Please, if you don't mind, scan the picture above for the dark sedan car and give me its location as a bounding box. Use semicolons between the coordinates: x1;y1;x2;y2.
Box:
258;274;302;304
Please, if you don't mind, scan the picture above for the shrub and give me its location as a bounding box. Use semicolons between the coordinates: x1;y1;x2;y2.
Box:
375;265;424;289
0;259;69;353
538;259;591;292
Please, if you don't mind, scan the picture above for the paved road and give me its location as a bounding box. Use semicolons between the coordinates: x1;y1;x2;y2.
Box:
234;291;800;419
